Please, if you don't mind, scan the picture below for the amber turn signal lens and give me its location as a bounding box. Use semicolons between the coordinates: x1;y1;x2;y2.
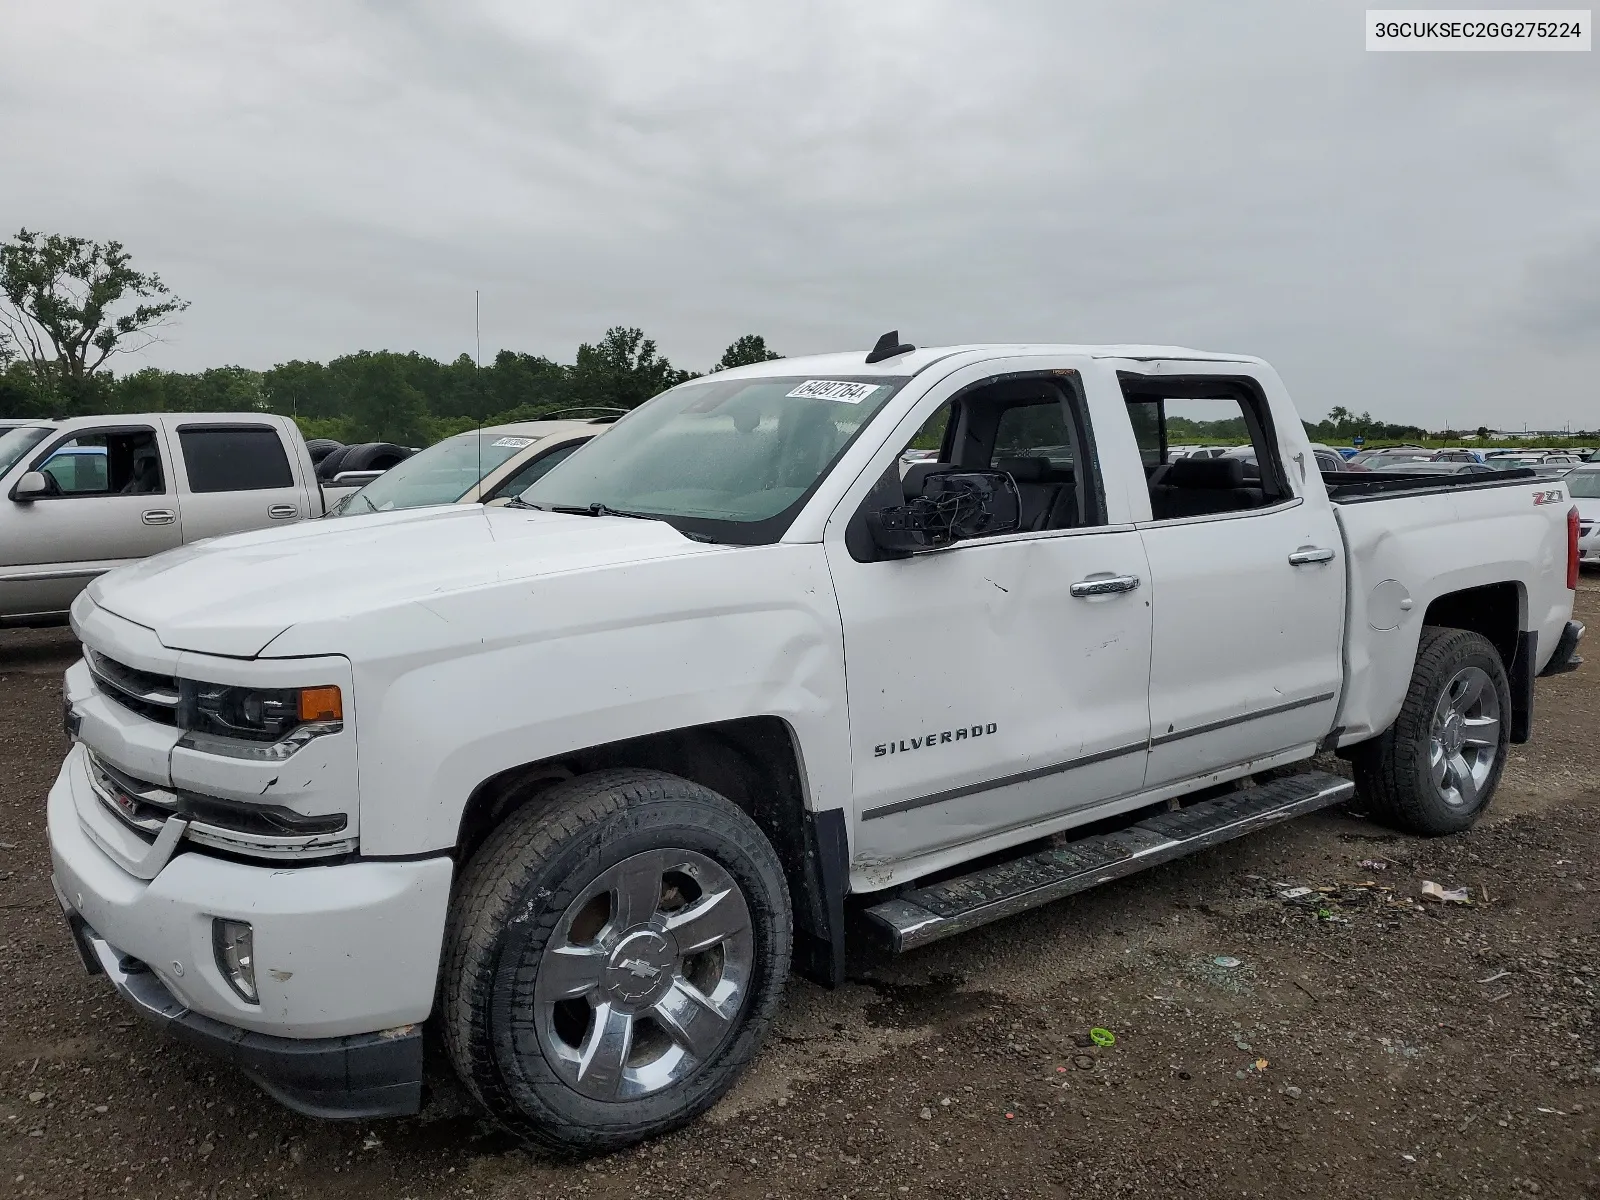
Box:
298;686;343;723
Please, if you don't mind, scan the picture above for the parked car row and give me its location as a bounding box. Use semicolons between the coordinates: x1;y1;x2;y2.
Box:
1165;444;1232;461
0;415;400;626
1369;459;1497;476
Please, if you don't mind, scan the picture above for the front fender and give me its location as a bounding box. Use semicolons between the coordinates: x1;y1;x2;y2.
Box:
340;544;850;856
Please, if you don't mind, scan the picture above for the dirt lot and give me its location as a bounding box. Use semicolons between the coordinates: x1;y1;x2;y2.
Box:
2;580;1596;1200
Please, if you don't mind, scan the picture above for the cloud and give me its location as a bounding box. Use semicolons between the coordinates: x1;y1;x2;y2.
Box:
1518;235;1600;347
1;0;1596;426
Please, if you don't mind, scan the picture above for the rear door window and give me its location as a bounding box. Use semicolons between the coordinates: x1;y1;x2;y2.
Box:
1118;376;1290;521
178;426;294;493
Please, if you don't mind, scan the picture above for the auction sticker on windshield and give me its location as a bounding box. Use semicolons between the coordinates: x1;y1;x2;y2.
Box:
490;437;535;448
786;380;881;403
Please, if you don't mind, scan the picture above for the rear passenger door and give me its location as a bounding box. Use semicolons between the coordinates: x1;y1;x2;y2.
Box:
169;422;308;542
1121;366;1346;789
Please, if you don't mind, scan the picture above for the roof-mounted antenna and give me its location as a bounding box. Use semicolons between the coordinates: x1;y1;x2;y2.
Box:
865;329;916;364
475;289;483;500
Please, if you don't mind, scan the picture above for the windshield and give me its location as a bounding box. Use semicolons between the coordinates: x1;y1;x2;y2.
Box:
0;426;52;477
336;430;540;515
519;374;910;543
1568;471;1600;498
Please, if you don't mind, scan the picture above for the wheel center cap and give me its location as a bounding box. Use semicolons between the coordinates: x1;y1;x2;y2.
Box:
605;930;675;1005
1441;713;1466;754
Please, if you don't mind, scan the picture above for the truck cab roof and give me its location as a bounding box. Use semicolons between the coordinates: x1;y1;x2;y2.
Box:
708;343;1266;383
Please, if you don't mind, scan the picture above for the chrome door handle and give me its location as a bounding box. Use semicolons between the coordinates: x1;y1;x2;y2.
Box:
140;509;176;526
1288;547;1336;565
1070;574;1141;598
267;504;298;520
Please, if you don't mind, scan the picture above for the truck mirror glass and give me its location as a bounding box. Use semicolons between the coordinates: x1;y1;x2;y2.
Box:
867;470;1021;556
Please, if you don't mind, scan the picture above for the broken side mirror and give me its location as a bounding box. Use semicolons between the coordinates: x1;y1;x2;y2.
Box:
10;470;49;502
866;470;1021;556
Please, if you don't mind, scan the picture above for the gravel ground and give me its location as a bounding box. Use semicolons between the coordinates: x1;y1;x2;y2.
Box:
2;577;1596;1200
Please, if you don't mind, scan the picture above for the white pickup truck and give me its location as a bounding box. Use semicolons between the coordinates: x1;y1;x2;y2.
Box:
48;340;1584;1153
0;413;365;628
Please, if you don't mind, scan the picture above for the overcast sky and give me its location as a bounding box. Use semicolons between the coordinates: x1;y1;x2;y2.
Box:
3;1;1596;428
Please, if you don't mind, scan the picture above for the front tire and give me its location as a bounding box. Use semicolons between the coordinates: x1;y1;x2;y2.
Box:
441;769;792;1155
1351;627;1511;835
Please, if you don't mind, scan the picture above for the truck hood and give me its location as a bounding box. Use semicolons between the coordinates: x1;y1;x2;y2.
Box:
87;505;721;657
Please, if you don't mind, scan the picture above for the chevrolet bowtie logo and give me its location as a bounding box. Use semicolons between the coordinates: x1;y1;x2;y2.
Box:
619;958;662;980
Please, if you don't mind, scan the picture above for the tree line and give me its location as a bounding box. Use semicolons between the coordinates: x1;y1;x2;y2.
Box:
35;328;779;447
0;229;782;445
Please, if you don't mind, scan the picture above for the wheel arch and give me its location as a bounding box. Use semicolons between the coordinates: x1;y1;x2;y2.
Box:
453;715;848;988
1420;580;1533;743
1421;580;1524;666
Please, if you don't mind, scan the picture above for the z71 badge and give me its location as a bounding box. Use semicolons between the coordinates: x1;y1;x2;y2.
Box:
1532;489;1564;505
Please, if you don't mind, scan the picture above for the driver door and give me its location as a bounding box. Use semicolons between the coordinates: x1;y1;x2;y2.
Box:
823;360;1153;870
1;424;183;618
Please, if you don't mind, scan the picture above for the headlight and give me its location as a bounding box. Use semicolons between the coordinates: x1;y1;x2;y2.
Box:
177;684;343;759
189;683;342;740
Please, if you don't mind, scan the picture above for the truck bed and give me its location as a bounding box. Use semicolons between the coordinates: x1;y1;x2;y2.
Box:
1328;462;1574;746
1324;466;1539;503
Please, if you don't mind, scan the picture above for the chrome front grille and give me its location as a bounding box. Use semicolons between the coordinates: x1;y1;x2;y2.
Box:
84;649;181;727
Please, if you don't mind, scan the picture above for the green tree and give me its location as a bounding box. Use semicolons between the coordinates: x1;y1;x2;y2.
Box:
0;229;189;413
0;360;45;417
486;350;570;415
713;334;782;371
434;353;484;422
263;359;339;420
327;351;431;444
570;326;689;409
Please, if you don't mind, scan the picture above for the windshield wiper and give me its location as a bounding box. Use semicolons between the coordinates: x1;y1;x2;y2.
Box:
502;497;539;510
549;501;658;520
548;502;717;543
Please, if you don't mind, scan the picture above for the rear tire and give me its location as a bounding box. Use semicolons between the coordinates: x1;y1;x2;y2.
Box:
1351;627;1510;835
442;769;792;1156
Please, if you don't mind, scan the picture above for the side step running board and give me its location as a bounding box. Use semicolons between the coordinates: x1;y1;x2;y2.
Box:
864;769;1354;952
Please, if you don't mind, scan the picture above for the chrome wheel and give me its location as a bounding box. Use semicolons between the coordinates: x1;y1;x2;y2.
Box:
526;848;753;1101
1428;665;1501;809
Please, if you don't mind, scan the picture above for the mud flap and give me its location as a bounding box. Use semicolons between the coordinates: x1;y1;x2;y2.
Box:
1509;630;1535;744
793;808;848;988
